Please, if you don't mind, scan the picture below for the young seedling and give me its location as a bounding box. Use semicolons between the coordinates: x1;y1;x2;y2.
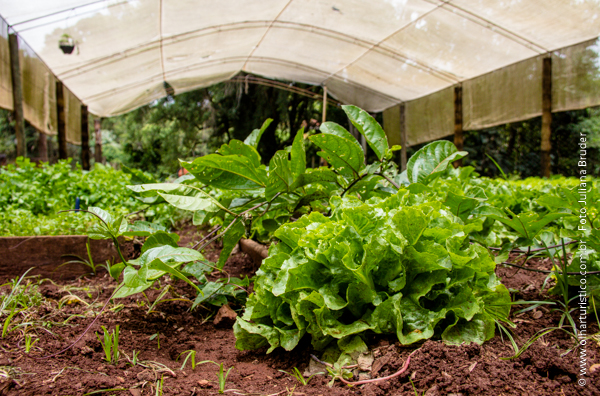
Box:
23;334;38;353
278;367;323;386
155;375;164;396
177;350;196;370
96;325;120;364
198;360;234;394
149;332;160;350
58;241;97;275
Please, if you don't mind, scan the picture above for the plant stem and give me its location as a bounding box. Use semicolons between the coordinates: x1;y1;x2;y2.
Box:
374;172;400;189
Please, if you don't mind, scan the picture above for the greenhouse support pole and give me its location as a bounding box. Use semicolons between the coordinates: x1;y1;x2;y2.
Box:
400;103;407;171
37;132;48;162
81;105;90;170
541;57;552;178
56;81;67;160
454;85;463;167
8;33;25;158
94;118;102;164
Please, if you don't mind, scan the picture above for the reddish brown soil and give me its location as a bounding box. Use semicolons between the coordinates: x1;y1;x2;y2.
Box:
0;229;598;396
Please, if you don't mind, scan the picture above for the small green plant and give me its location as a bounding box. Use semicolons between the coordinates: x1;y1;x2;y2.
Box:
23;334;38;353
198;361;233;394
149;332;160;350
279;367;322;386
155;375;164;396
177;350;196;370
96;325;120;364
58;241;97;275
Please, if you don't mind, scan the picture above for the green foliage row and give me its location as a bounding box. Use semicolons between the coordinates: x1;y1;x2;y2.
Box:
0;158;184;236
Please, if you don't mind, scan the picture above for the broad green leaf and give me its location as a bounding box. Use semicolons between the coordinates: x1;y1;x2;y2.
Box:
244;118;273;148
88;207;114;227
309;134;365;177
123;221;168;237
148;258;201;294
181;154;267;190
291;129;306;179
193;282;225;309
342;105;389;160
134;245;204;267
266;150;294;200
478;208;568;240
217;139;262;166
121;165;156;184
109;262;126;281
290;168;338;190
158;191;218;212
141;231;179;252
406;141;468;185
128;183;228;212
294;190;330;211
113;283;151;299
217;220;245;269
182;261;213;280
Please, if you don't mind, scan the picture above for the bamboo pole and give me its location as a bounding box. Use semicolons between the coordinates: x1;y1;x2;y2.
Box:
80;105;90;170
453;85;463;167
94;118;103;164
541;57;552;178
56;81;67;159
8;33;25;158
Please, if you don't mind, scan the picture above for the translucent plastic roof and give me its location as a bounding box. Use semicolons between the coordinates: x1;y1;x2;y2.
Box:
1;0;599;118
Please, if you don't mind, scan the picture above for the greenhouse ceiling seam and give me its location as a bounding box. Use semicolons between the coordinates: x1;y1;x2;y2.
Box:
242;0;293;71
320;0;450;87
437;1;548;54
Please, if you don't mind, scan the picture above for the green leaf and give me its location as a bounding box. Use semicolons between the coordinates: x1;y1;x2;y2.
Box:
291;129;306;179
121;165;156;184
142;231;179;252
217;139;262;166
148;258;202;294
309;134;365;177
128;183;228;213
266;150;294;200
342;105;389;160
109;262;126;281
217;220;245;269
181;154;267;190
244;118;273;148
290;168;338;190
478;208;568;240
134;245;204;267
406;141;468;185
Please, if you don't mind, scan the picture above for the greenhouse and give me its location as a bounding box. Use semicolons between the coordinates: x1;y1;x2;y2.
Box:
0;1;598;395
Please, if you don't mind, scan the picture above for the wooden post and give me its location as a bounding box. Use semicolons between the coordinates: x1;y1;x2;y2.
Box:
400;103;407;171
80;105;90;170
453;85;463;167
541;57;552;178
37;132;48;162
94;118;102;164
56;81;67;159
8;33;25;158
322;85;327;125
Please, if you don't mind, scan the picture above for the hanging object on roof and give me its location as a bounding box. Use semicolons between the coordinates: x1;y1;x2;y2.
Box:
58;33;75;54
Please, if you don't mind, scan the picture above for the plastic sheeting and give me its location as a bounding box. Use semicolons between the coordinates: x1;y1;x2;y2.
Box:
0;1;599;146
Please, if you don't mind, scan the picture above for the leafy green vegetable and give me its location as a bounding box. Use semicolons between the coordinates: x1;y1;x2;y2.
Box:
234;192;511;353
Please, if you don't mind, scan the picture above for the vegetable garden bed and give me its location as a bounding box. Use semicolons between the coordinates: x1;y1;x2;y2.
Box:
1;106;598;396
0;228;597;396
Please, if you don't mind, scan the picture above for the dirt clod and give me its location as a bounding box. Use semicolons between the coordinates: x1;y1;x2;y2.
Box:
213;303;238;328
